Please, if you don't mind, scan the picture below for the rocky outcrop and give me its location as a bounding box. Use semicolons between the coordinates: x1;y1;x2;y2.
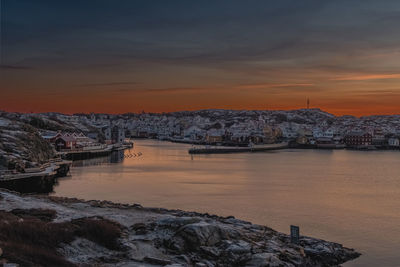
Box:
0;118;55;171
0;190;360;266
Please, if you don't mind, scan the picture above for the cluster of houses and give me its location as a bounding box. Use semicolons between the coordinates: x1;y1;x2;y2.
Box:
27;109;400;150
41;125;126;151
130;123;282;145
41;132;100;151
131;124;400;149
125;116;400;149
343;132;399;148
295;129;400;149
116;118;400;149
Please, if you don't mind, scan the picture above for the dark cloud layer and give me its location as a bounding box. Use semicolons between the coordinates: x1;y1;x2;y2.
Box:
4;0;398;69
1;0;400;115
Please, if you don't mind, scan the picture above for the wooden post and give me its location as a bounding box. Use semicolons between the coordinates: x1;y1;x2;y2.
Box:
290;225;300;244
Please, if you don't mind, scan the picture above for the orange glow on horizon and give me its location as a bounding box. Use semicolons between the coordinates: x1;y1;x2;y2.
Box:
1;98;399;117
2;71;400;117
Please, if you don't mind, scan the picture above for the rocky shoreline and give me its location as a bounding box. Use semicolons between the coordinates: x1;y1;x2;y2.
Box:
0;190;360;266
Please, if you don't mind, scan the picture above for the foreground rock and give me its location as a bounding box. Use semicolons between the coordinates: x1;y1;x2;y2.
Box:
0;190;360;266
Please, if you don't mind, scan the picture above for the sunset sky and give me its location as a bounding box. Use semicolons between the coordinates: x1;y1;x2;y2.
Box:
1;0;400;116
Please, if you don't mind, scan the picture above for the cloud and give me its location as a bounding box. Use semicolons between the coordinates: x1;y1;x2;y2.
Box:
236;83;314;89
350;89;400;97
332;73;400;81
78;82;139;87
137;87;210;94
132;83;315;94
0;65;32;70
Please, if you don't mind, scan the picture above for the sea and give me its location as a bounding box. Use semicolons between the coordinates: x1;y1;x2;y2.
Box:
53;139;400;266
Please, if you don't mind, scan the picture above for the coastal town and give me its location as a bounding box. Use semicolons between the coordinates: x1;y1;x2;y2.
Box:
2;108;400;155
42;109;400;150
1;107;400;190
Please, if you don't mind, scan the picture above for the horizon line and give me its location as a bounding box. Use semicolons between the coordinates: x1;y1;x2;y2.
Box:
2;107;400;118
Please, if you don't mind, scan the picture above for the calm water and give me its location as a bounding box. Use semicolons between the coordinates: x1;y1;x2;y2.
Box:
53;139;400;266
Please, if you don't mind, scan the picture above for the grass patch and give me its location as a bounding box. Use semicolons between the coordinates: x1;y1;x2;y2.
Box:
0;211;74;266
72;217;124;250
0;210;124;266
11;208;57;222
3;242;74;267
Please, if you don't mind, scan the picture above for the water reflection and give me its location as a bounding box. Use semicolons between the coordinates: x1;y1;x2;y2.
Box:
53;139;400;267
72;150;126;167
0;175;58;193
111;150;125;163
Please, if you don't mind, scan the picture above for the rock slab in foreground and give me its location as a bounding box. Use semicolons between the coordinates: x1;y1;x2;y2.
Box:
0;190;360;266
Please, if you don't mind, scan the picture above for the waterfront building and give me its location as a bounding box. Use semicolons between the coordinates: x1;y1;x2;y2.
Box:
111;126;125;144
388;137;400;147
41;131;61;143
280;123;299;139
183;126;205;140
54;136;77;151
103;127;112;143
205;129;224;143
249;134;265;144
372;135;386;147
344;132;373;147
296;135;308;145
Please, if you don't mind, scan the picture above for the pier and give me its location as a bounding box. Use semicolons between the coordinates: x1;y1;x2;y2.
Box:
58;146;113;161
188;142;289;154
57;142;133;161
0;159;72;193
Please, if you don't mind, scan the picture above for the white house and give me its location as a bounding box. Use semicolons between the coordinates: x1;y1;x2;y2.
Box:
183;126;205;140
280;123;299;139
388;137;400;147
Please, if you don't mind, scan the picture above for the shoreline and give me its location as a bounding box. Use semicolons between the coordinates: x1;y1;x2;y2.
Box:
0;189;361;266
133;137;400;154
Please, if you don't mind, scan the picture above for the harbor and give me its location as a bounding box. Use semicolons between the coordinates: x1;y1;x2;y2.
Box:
52;139;400;266
0;142;134;193
0;125;134;193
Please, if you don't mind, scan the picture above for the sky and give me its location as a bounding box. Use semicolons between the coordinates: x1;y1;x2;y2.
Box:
1;0;400;116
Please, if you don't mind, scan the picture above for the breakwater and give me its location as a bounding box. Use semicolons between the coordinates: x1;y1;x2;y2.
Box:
188;142;288;154
61;147;113;160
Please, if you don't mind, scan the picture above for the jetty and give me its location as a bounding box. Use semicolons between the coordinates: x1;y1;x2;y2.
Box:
188;142;289;154
0;159;72;193
57;144;113;160
57;141;133;161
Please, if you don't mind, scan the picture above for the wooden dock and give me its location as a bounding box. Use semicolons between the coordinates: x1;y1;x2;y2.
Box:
57;143;133;161
0;159;72;193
